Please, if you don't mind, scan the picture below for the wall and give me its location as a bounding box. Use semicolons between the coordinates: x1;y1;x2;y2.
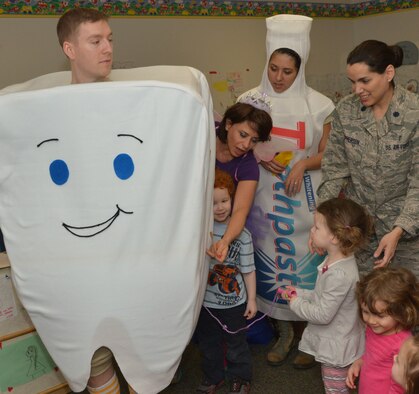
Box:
0;10;417;112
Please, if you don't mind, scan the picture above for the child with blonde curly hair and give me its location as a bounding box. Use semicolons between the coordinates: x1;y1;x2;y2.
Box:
392;334;419;394
347;267;419;394
279;197;373;393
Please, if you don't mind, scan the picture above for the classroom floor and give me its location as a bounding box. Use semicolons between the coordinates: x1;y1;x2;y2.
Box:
160;340;325;394
74;340;329;394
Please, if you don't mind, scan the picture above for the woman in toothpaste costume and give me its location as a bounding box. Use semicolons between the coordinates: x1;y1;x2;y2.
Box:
238;14;334;368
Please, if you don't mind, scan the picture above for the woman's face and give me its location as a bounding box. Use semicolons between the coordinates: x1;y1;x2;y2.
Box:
346;62;394;108
226;120;259;157
267;52;299;93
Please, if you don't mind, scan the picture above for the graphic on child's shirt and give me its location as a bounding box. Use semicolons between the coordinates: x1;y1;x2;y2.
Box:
208;239;242;295
208;264;240;295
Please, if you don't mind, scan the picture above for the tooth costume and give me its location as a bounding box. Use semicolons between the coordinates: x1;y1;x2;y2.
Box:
238;15;335;320
0;66;215;393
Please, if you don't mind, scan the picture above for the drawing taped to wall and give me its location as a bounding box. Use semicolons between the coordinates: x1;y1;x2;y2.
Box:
207;69;258;116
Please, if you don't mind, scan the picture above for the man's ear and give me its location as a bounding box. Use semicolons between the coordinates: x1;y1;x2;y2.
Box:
63;41;76;60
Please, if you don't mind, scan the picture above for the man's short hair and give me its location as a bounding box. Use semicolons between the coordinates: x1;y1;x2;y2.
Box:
57;8;109;47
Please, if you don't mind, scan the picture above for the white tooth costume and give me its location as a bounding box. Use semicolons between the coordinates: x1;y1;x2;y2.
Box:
0;66;214;393
238;15;335;320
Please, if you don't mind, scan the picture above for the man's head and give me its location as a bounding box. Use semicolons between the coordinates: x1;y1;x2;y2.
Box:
57;8;113;84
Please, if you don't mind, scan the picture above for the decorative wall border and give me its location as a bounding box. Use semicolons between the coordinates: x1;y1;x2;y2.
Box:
0;0;417;17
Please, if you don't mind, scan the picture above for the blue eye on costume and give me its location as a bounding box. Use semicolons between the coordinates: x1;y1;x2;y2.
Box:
49;159;69;186
114;153;134;180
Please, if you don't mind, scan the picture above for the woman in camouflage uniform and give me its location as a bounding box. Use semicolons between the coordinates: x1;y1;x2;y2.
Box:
317;40;419;278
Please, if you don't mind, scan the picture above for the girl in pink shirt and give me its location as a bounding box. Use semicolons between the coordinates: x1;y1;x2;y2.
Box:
346;267;419;394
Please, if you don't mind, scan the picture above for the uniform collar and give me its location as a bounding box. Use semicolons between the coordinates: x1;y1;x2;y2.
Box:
355;85;404;126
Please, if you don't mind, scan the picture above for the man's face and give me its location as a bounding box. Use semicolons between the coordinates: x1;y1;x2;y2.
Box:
64;20;113;84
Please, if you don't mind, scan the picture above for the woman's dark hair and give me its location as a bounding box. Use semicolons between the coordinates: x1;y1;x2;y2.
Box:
217;102;272;144
347;40;403;74
269;48;302;73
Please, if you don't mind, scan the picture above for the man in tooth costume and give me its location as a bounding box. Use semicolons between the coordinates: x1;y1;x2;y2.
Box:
239;15;334;363
0;65;215;393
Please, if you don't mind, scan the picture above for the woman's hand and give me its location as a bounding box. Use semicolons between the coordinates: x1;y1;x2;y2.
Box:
244;298;257;320
260;159;286;175
206;238;229;262
284;160;306;197
346;359;363;389
373;227;404;268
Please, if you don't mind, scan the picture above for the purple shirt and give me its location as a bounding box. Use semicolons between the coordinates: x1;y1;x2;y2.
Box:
216;150;259;186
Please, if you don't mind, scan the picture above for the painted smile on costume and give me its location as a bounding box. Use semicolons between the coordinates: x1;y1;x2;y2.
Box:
37;133;142;238
63;205;133;238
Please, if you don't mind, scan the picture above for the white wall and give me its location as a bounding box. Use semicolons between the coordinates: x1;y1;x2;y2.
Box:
0;10;417;111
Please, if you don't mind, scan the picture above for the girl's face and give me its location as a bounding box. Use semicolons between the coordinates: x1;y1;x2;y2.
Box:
226;120;259;157
213;187;232;223
267;53;299;93
346;62;394;108
392;337;411;389
360;300;399;336
310;212;335;251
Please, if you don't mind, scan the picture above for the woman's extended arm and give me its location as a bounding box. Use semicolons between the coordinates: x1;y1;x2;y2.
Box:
212;180;257;262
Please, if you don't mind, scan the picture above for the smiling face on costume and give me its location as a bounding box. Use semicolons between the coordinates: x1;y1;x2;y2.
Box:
267;52;299;93
346;62;394;108
64;20;113;84
40;134;142;237
225;120;259;158
360;300;399;336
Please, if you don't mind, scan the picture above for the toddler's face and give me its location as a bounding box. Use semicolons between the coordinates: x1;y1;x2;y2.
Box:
391;337;411;389
360;300;399;336
213;187;232;223
310;212;334;251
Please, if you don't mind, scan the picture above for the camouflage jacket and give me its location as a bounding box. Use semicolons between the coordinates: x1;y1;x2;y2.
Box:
317;85;419;240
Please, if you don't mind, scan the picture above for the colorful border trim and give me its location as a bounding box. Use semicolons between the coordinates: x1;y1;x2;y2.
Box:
0;0;417;17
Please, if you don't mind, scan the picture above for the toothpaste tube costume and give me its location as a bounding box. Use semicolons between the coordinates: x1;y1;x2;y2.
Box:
239;15;334;320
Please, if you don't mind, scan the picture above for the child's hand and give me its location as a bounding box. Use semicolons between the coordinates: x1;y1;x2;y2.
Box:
244;299;257;320
277;286;297;301
346;358;363;389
